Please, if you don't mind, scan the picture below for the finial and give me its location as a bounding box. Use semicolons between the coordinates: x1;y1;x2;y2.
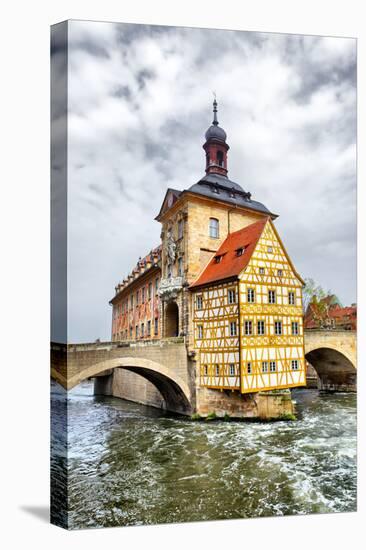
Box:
212;92;218;126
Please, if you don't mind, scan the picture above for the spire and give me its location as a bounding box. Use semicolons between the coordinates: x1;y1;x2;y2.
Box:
213;98;218;126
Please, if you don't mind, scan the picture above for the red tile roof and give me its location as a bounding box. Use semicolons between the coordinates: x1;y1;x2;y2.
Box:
190;218;268;288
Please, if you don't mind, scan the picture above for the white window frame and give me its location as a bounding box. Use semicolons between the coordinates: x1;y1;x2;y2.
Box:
247;362;252;374
270;361;276;372
230;321;237;336
262;361;268;373
275;321;282;335
244;320;252;335
289;291;295;305
257;320;265;335
292;321;299;335
209;217;219;239
228;289;236;304
196;295;203;310
247;288;255;303
197;325;203;339
229;363;235;376
259;267;265;275
291;360;299;371
268;290;276;304
215;364;220;376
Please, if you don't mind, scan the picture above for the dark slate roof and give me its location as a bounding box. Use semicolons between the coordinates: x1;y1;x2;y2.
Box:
187;173;277;218
205;124;227;142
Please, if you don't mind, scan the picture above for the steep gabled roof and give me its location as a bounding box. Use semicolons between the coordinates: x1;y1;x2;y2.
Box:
190;218;268;289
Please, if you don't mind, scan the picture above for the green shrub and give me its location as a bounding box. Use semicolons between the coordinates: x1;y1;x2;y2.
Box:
206;411;217;421
279;413;296;421
191;413;202;421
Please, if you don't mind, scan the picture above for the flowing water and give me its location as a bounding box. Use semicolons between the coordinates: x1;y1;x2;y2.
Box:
51;381;357;529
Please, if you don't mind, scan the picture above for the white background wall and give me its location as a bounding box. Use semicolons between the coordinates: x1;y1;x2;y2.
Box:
1;1;365;549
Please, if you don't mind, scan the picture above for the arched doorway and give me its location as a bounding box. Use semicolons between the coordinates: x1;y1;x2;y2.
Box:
305;347;356;392
165;301;179;337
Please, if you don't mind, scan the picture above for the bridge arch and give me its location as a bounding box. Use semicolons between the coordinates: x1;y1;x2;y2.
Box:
67;356;192;414
305;346;356;392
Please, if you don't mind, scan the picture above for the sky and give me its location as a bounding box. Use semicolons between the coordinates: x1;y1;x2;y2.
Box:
55;20;356;343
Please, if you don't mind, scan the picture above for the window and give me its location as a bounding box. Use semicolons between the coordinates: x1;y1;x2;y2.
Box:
214;254;223;263
204;365;208;376
217;150;224;167
277;269;283;277
236;247;245;256
198;325;203;339
155;277;159;293
141;287;145;303
244;320;252;335
229;363;235;376
259;267;265;275
178;257;183;276
141;323;144;337
136;290;139;305
262;361;268;373
228;289;236;304
196;295;203;310
129;326;133;338
267;246;273;253
289;292;295;305
230;321;237;336
291;360;299;371
209;218;219;238
247;288;255;303
147;320;151;337
130;295;134;308
270;361;276;372
148;282;152;300
274;321;282;335
135;325;139;338
247;362;252;374
154;317;158;336
257;320;265;335
292;321;299;335
178;219;184;239
268;290;276;304
215;364;220;376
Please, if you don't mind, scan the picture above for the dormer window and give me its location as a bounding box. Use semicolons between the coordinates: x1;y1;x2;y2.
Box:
214;254;223;264
236;247;245;257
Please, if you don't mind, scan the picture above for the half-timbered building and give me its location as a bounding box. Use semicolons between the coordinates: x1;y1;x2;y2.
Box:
110;99;306;396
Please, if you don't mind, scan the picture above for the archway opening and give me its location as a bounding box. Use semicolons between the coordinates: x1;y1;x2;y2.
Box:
93;365;191;415
165;301;179;337
305;347;356;392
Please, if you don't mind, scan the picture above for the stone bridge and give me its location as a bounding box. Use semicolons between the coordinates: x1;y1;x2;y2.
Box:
51;329;357;417
304;330;357;391
51;338;195;415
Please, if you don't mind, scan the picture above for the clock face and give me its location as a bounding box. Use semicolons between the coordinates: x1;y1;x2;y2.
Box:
167;194;173;207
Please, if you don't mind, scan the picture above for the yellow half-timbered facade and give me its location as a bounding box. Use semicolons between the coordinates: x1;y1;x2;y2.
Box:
191;217;306;394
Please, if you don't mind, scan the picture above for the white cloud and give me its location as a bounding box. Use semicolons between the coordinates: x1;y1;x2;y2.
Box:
63;21;356;341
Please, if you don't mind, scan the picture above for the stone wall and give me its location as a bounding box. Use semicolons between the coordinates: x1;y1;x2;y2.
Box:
196;386;294;419
95;368;166;410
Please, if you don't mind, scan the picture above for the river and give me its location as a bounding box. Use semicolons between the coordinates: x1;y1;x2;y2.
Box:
51;381;357;529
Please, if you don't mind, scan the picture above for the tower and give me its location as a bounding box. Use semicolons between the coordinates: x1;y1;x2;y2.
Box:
203;99;229;177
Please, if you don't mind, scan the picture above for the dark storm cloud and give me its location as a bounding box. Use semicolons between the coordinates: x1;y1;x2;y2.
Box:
66;20;356;342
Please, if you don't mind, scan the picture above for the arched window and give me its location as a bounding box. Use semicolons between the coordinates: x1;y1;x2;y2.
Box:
209;217;219;238
217;150;224;167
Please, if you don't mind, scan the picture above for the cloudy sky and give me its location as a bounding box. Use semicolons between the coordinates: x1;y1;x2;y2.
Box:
61;20;356;343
